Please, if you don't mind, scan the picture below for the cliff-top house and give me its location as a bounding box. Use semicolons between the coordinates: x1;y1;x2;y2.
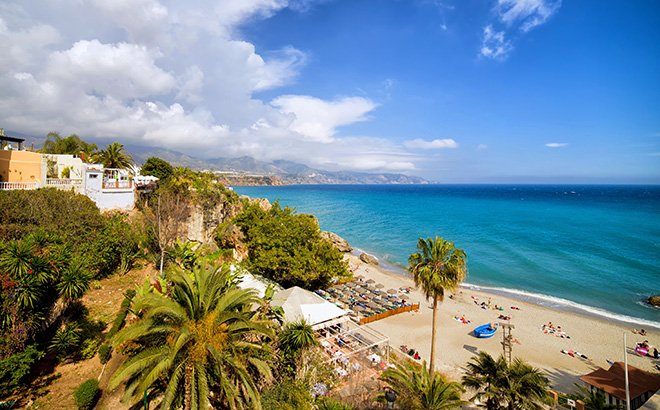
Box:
0;129;135;211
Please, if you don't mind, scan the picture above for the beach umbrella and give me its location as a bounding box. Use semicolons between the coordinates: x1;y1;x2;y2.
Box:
367;302;380;310
355;275;365;280
353;305;366;312
387;288;397;294
366;279;376;284
400;294;410;301
375;283;385;289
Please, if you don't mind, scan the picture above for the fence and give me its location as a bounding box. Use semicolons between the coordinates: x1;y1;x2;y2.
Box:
359;303;420;325
102;179;133;189
0;181;38;190
46;178;83;191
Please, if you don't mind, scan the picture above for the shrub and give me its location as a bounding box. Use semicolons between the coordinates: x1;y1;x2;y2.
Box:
49;325;81;358
317;397;354;410
140;157;174;181
98;344;112;365
73;379;99;410
233;202;349;289
261;379;313;410
78;338;99;360
0;345;44;396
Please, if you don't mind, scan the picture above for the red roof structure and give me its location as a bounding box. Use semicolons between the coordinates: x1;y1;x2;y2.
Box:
580;362;660;401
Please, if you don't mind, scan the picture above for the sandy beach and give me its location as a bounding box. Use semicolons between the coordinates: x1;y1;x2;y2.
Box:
344;254;660;392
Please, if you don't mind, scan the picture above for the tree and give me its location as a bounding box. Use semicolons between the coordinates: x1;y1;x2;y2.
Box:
41;132;98;160
141;157;174;181
408;236;467;374
233;202;349;289
462;351;549;410
379;361;465;410
109;262;274;410
93;142;133;169
569;383;619;410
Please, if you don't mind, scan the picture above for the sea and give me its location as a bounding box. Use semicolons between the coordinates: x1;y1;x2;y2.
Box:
233;184;660;329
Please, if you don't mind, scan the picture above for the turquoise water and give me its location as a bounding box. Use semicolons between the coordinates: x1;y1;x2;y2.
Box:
234;185;660;328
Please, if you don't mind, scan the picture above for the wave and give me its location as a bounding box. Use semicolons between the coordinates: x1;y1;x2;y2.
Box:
350;247;660;329
461;283;660;330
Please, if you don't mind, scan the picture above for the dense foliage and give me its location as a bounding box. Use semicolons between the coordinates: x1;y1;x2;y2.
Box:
462;351;549;410
73;378;100;410
110;261;275;410
231;202;349;289
140;156;174;181
91;142;133;170
380;361;465;409
0;189;144;397
106;289;136;339
40;132;97;161
0;345;44;394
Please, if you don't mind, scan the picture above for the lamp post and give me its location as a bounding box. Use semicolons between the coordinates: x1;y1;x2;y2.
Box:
624;332;630;410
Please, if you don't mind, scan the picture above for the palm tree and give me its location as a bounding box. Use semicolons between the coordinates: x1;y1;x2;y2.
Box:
94;142;133;169
279;319;316;356
408;236;467;374
462;351;549;410
379;361;466;409
109;263;274;410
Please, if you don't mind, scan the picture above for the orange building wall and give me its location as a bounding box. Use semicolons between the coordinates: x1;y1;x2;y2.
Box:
0;151;45;183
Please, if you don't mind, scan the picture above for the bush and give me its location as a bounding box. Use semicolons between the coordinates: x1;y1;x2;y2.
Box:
98;344;112;365
78;338;99;360
261;379;313;410
0;345;44;396
316;397;354;410
233;202;349;289
73;379;100;410
140;157;174;181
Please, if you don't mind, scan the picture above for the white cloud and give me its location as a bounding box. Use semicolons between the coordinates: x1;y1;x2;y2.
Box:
496;0;562;32
480;25;512;60
271;95;377;143
545;142;568;148
477;144;488;150
404;138;458;149
480;0;561;60
0;0;431;174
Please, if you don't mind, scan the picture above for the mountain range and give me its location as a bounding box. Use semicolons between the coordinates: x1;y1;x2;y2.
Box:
127;145;428;185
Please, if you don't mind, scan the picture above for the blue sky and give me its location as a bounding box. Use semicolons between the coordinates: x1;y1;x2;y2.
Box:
1;0;658;182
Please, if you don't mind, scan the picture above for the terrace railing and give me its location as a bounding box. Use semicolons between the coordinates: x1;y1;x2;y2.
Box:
102;179;133;189
46;178;83;191
0;181;38;190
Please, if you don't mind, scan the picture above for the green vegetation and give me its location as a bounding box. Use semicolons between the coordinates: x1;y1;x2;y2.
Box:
91;142;134;170
316;397;355;410
140;156;174;181
261;379;314;410
408;236;467;373
567;383;618;410
462;351;549;410
0;345;44;394
379;361;465;409
230;202;349;289
109;261;274;409
106;289;136;339
41;132;97;161
73;378;100;410
0;189;145;398
98;344;112;365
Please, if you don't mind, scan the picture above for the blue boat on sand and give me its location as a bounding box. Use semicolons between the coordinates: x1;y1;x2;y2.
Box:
474;323;498;338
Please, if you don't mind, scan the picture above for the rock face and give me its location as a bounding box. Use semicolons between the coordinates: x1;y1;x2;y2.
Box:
321;231;352;252
186;201;242;245
648;295;660;307
359;252;379;265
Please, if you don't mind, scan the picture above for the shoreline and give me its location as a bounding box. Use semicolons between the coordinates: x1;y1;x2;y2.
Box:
349;248;660;331
345;253;660;391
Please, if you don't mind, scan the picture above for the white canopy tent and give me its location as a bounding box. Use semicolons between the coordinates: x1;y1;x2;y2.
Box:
272;286;350;330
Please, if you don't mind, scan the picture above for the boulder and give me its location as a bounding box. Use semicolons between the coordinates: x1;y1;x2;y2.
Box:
648;295;660;307
250;197;272;211
321;231;352;252
359;252;379;265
